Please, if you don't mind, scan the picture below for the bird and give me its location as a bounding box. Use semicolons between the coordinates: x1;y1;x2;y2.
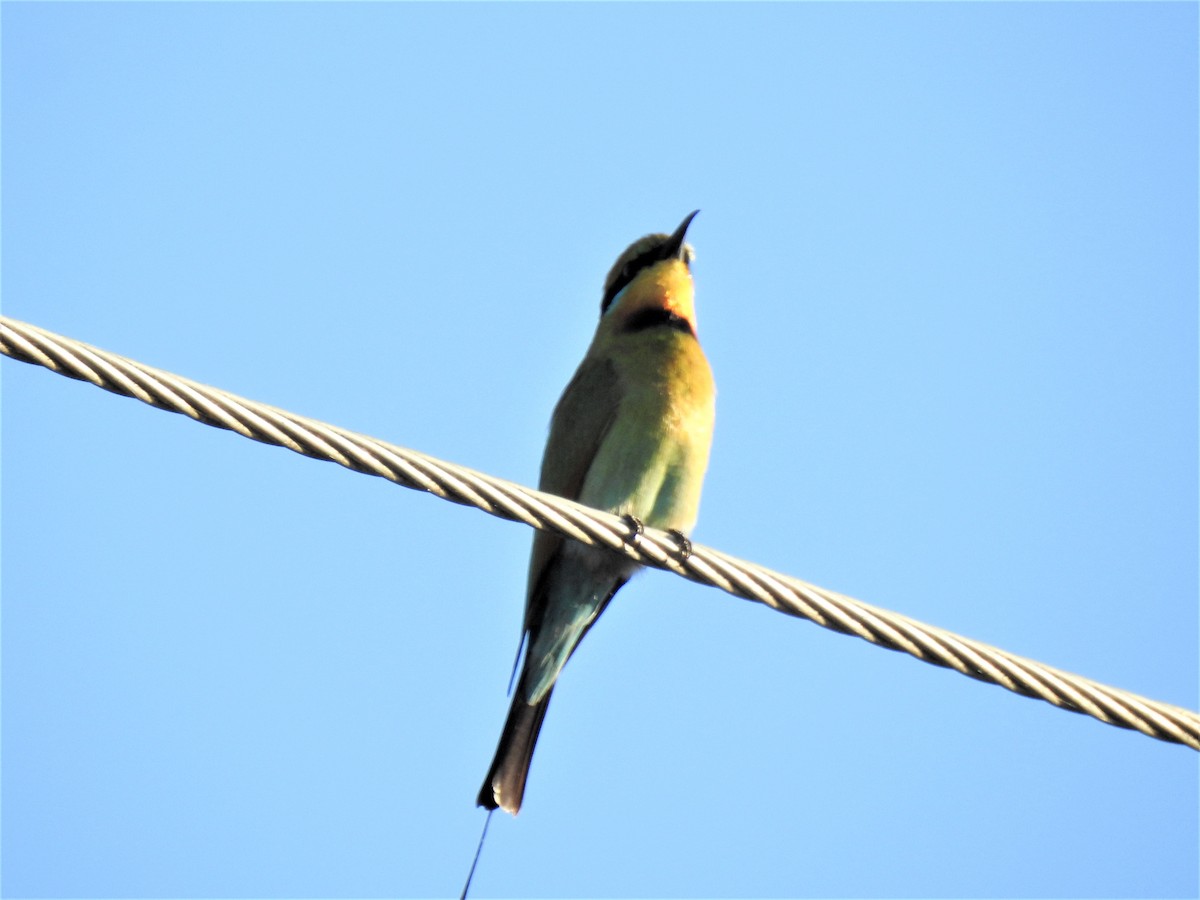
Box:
477;211;716;814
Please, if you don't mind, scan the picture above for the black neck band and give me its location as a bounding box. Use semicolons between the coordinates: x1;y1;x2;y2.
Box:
622;308;695;337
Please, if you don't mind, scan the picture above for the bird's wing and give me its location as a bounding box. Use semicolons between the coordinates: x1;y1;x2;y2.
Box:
523;354;623;633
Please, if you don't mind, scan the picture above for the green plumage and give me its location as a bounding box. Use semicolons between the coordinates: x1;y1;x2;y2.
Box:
478;214;715;814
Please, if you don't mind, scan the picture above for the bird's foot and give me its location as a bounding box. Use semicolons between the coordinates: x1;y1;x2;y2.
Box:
621;513;644;546
667;529;693;560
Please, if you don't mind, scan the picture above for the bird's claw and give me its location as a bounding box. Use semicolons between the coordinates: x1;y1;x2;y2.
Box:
667;529;693;560
621;514;644;545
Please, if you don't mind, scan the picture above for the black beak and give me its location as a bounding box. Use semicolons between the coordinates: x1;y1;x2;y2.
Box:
665;210;700;259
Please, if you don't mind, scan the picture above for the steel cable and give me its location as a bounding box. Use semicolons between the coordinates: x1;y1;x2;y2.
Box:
3;314;1197;750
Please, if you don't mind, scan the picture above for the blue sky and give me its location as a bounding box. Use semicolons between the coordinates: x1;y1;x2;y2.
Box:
2;4;1196;898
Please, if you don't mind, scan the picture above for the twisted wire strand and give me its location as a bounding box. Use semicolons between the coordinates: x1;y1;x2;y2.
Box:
4;314;1197;750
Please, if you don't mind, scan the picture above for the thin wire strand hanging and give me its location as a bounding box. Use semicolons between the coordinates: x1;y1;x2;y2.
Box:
3;314;1196;751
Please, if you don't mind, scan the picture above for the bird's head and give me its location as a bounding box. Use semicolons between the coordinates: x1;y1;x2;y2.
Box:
599;211;700;330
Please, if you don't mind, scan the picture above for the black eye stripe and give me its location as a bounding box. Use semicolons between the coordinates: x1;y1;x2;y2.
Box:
600;242;674;314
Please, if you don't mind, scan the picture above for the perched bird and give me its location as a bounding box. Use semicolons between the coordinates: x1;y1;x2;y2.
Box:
478;211;717;814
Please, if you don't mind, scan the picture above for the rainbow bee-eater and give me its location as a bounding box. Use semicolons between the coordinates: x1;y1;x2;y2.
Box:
478;211;716;814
